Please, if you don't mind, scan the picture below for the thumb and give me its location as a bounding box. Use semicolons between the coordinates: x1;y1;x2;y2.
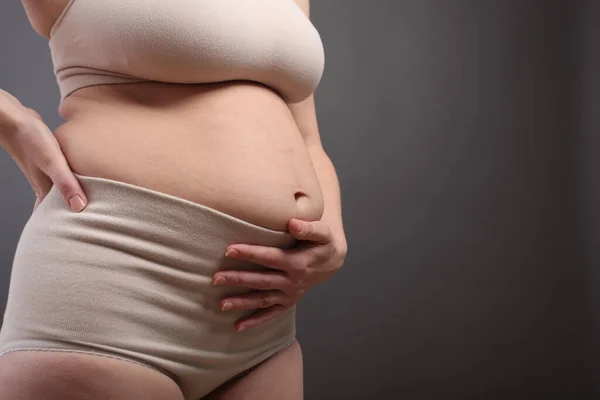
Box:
288;218;331;243
48;166;88;212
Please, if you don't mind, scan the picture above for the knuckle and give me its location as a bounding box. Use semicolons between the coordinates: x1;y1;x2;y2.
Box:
294;260;309;274
335;244;348;260
38;144;62;169
264;250;280;265
36;147;57;170
290;281;304;296
304;224;313;236
260;297;271;307
282;300;293;308
50;172;75;194
259;277;272;289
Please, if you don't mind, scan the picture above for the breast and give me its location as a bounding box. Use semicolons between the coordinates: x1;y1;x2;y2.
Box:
48;0;325;103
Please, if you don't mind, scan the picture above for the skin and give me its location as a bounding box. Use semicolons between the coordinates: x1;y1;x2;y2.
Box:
0;0;347;398
217;0;348;333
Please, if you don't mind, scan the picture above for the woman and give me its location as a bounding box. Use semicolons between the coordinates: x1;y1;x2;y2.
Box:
0;0;347;399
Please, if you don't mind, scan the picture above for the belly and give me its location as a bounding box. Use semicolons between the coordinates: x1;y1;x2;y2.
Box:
53;81;324;231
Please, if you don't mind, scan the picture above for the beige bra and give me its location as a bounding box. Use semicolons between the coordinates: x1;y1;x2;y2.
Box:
48;0;325;103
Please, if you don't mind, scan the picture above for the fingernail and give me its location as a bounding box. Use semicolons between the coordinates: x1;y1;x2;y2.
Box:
237;326;247;333
225;248;238;257
213;276;226;285
221;302;233;311
69;195;86;212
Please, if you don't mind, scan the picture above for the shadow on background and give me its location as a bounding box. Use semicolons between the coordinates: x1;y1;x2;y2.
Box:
0;1;598;399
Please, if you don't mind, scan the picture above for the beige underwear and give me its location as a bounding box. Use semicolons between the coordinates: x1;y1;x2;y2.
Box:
0;173;298;399
49;0;325;104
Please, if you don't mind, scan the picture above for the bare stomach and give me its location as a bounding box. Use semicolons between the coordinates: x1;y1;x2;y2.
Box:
53;81;325;231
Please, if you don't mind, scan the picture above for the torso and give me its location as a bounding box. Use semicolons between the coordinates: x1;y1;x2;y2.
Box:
27;0;325;231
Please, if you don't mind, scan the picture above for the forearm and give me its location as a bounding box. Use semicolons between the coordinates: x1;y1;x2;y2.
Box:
307;144;347;251
0;92;24;144
0;90;39;146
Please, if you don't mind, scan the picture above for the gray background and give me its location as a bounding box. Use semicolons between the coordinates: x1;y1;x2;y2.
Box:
1;1;598;399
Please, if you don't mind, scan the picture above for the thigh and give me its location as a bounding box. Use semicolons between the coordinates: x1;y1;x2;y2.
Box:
0;350;184;400
205;339;304;400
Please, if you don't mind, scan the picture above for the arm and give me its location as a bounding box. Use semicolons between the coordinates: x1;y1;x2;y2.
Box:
0;88;88;212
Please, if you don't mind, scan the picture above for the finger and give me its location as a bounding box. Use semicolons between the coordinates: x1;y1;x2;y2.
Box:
288;219;332;243
220;290;286;312
30;171;52;210
213;270;290;290
22;167;52;210
224;244;290;271
11;155;46;199
43;156;88;212
29;167;53;197
235;305;288;332
225;243;318;277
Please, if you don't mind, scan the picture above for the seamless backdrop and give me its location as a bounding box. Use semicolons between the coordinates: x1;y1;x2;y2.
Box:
1;1;599;399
